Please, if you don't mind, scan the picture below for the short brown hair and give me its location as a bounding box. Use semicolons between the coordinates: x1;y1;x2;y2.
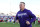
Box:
20;2;25;6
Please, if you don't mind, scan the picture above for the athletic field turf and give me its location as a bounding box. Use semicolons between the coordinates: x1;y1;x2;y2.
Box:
0;20;40;27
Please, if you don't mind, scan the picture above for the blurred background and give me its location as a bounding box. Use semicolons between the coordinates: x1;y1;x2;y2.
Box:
0;0;40;27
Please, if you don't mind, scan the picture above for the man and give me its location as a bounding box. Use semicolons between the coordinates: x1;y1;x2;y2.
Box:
16;2;36;27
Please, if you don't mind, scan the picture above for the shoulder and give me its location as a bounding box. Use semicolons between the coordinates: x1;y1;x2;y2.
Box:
16;11;20;14
25;9;32;14
24;9;31;12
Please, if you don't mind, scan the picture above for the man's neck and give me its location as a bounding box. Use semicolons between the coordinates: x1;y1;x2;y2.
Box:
21;9;24;11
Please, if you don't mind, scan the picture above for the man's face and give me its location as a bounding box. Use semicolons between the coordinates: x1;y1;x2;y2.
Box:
19;3;25;10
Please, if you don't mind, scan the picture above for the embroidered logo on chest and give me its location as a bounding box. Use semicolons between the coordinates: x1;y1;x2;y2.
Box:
18;13;27;16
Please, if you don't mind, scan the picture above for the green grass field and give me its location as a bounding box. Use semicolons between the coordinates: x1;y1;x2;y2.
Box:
0;20;40;27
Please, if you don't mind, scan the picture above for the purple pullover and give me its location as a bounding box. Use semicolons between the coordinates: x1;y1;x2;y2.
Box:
16;9;36;27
